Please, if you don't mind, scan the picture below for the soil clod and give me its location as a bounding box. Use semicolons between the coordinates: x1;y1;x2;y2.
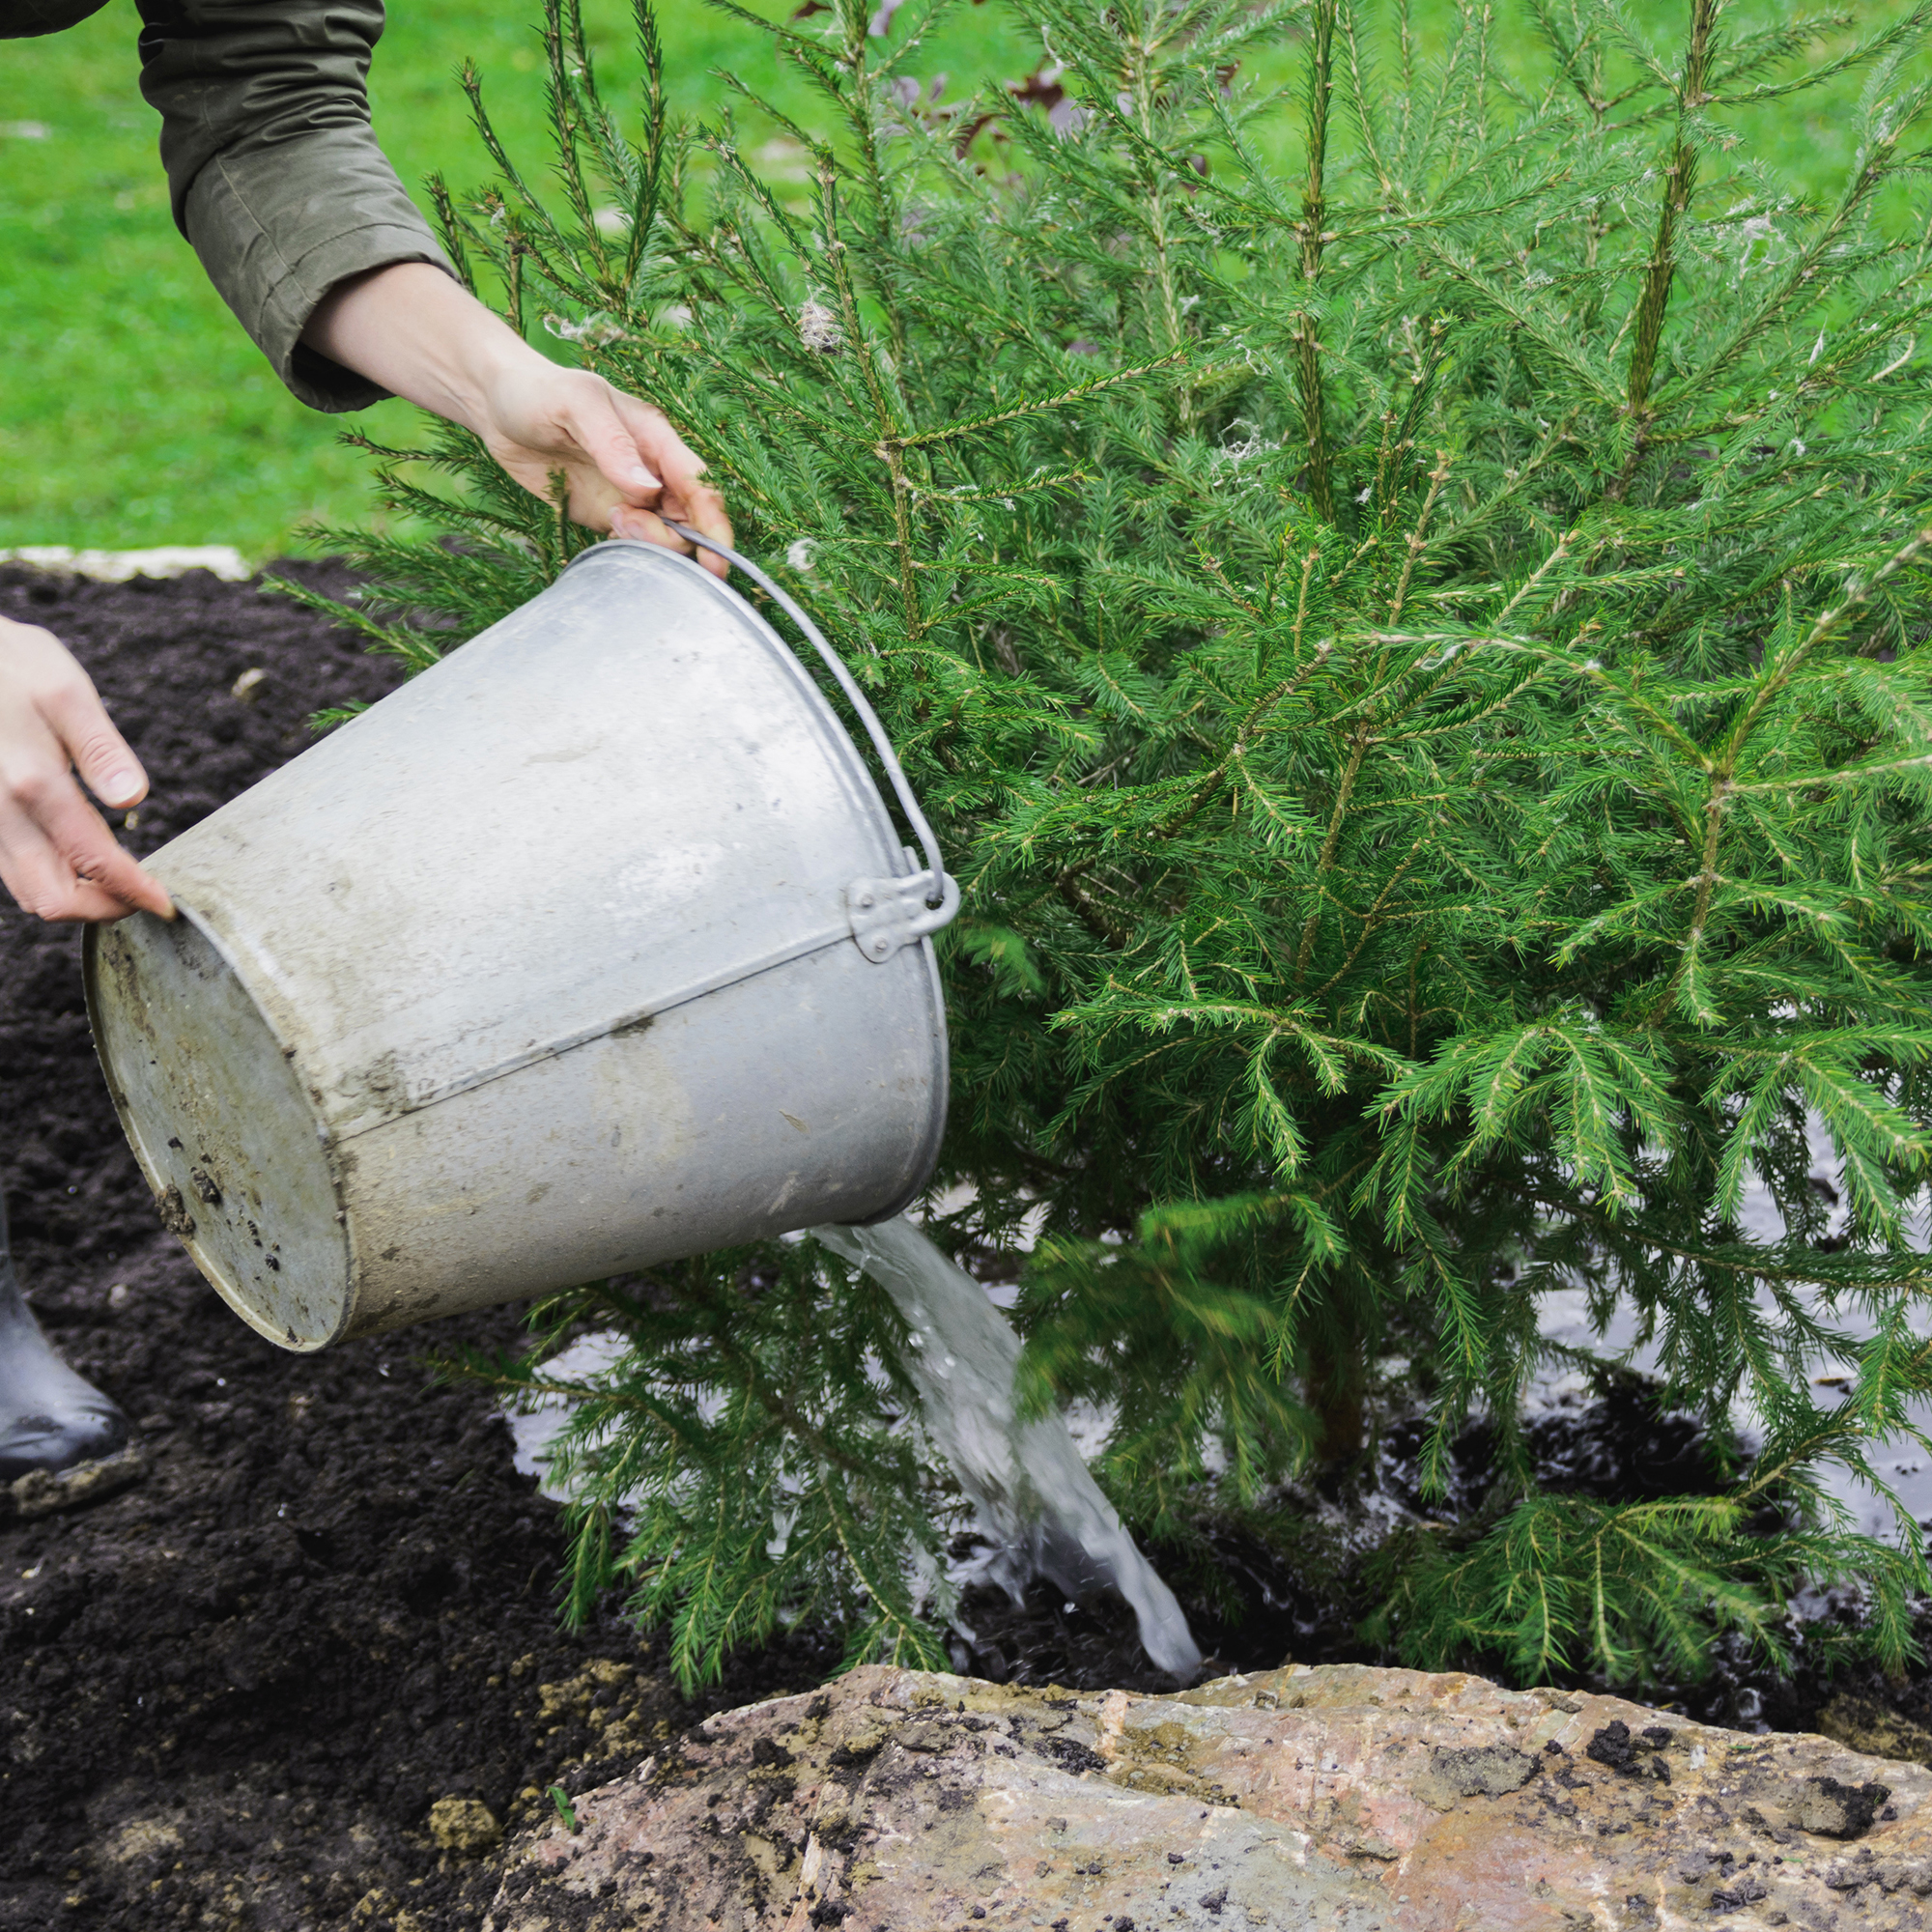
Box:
1797;1776;1892;1840
5;1443;146;1520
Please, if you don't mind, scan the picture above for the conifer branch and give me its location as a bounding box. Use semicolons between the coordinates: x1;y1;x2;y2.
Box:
616;0;667;290
1385;453;1451;624
540;0;615;287
1720;526;1932;761
423;173;476;294
459;61;591;303
1062;640;1337;867
1294;727;1371;982
818;163;923;637
1308;821;1437;1002
880;352;1194;450
1622;0;1718;427
1293;0;1337;523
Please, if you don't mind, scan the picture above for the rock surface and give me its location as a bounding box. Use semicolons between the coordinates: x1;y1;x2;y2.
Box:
483;1662;1932;1931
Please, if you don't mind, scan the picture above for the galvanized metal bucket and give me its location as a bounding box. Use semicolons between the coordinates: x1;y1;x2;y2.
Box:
83;534;958;1350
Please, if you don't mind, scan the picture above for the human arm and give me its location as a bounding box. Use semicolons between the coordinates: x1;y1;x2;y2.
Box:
133;0;728;560
0;618;171;923
134;0;453;412
298;264;731;567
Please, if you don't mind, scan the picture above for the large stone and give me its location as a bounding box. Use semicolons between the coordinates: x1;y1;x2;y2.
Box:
482;1662;1932;1931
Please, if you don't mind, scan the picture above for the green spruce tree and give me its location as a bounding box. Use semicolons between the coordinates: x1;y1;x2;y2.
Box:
298;0;1932;1692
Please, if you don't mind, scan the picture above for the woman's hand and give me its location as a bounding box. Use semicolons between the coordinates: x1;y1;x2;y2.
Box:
0;616;170;923
469;355;730;563
301;263;733;574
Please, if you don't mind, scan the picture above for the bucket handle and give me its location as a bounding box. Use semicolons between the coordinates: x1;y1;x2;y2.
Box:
664;522;957;939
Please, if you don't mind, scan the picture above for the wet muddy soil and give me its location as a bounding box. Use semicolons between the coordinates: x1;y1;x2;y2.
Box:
1;563;1929;1930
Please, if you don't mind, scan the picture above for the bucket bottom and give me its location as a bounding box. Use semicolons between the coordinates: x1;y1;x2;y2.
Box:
88;911;352;1350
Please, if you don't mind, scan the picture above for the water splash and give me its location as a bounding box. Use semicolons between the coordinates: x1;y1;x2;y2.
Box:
812;1215;1203;1679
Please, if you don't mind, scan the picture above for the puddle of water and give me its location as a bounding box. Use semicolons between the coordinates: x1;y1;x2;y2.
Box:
505;1123;1927;1676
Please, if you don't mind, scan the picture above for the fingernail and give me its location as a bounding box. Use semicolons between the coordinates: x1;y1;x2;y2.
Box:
629;465;661;490
104;769;139;798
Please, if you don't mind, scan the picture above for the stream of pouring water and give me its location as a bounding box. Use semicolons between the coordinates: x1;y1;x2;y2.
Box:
811;1216;1203;1679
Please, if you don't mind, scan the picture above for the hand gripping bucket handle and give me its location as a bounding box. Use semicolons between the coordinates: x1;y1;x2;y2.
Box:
663;521;959;943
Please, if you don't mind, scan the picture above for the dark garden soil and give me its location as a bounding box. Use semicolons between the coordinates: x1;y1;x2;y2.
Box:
1;562;1929;1931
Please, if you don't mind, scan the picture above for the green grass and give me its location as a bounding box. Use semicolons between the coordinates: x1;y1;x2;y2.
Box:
0;0;1920;556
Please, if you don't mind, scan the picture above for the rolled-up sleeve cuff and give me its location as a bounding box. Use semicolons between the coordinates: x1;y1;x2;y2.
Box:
183;124;454;412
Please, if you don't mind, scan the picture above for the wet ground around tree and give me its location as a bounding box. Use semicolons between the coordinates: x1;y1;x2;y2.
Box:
1;562;1928;1930
947;1383;1932;1745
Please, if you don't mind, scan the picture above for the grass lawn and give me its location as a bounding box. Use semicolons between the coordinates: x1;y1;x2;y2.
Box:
0;0;1921;557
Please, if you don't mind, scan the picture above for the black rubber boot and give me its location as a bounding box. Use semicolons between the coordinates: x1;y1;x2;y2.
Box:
0;1190;129;1483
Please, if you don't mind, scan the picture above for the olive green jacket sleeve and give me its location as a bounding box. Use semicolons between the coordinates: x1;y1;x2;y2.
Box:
130;0;454;412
